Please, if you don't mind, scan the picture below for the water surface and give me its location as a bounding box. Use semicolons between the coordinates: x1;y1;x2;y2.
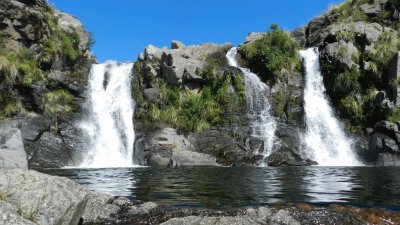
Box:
42;167;400;210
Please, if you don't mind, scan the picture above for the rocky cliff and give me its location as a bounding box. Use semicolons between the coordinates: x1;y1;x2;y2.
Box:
0;0;94;169
292;0;400;165
2;0;400;169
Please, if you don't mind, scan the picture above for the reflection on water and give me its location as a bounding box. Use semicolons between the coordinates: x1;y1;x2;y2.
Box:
42;167;400;210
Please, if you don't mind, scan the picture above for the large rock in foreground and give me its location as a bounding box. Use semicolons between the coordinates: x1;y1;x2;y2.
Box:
0;169;88;225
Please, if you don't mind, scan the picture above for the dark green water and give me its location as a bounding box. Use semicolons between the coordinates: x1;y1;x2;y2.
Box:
41;167;400;210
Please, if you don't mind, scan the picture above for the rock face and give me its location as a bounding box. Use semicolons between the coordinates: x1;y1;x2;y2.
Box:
368;120;400;166
0;0;94;169
20;114;87;169
0;119;28;169
141;41;232;85
138;126;220;167
0;169;89;225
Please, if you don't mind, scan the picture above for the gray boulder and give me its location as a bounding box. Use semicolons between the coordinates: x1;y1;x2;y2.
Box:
142;42;232;85
54;9;89;50
190;127;263;166
147;127;220;167
143;88;161;103
169;150;220;167
268;148;317;166
81;192;119;223
0;202;36;225
171;40;185;49
243;32;264;44
127;202;158;215
321;41;359;71
360;3;381;16
0;120;28;169
25;131;72;168
376;153;400;166
0;169;88;225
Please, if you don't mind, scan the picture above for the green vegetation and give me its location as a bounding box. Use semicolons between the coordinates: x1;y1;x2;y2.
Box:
329;0;369;22
17;208;38;223
334;67;361;94
42;89;74;114
0;3;93;120
0;190;7;202
135;62;247;135
239;24;300;83
367;32;400;79
388;108;400;123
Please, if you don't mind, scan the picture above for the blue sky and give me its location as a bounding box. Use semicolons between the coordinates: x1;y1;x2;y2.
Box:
48;0;343;63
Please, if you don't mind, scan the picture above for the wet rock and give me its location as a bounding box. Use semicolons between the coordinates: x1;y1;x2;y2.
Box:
374;120;398;138
268;148;317;166
168;150;220;167
368;132;390;160
127;202;158;215
0;169;88;225
25;131;72;168
190;127;260;166
160;216;264;225
20;115;51;142
270;210;301;225
376;153;400;166
58;122;86;165
0;119;28;169
112;197;131;207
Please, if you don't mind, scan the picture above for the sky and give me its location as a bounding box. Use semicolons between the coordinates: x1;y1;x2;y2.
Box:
48;0;343;63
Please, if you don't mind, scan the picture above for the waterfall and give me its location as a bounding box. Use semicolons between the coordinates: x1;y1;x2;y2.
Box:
300;48;360;166
226;47;278;163
79;61;136;168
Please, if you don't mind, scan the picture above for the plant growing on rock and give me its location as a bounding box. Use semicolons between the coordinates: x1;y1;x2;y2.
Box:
239;24;300;83
42;89;74;114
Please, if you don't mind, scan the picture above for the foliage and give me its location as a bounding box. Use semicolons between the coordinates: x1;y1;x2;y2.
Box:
388;108;400;123
17;208;38;223
135;63;247;135
340;94;364;123
239;24;300;83
42;89;74;114
329;0;369;22
0;190;7;202
334;67;361;94
368;32;400;77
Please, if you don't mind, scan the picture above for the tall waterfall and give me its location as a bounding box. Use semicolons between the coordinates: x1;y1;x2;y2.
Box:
226;47;277;162
300;48;360;166
79;61;136;168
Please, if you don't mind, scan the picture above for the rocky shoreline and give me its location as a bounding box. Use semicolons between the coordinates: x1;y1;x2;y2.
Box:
0;168;399;225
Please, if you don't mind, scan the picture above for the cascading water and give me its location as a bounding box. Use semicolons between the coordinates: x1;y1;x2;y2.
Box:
300;48;360;166
226;47;277;163
79;61;136;168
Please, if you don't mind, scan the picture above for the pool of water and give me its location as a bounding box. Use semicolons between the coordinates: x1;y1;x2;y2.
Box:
41;167;400;210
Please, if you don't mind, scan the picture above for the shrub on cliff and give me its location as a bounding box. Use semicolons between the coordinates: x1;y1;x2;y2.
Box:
239;24;300;83
135;62;247;135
